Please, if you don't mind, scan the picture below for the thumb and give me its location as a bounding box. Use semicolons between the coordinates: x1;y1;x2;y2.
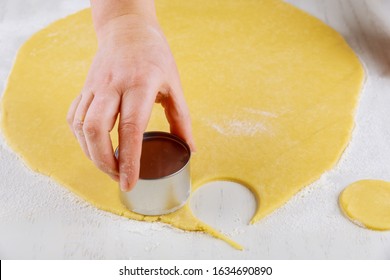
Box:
162;85;196;152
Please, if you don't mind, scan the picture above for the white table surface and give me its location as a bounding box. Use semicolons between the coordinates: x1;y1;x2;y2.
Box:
1;0;390;259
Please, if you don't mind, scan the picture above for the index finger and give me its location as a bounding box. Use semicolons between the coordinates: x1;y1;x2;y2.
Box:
118;86;156;192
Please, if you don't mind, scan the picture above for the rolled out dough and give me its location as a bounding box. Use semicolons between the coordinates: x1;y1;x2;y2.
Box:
339;180;390;231
1;0;364;249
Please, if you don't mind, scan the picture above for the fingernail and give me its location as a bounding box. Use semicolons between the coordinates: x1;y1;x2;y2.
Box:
120;173;129;192
120;182;129;192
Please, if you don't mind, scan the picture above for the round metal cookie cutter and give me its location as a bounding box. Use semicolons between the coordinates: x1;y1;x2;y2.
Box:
115;131;191;216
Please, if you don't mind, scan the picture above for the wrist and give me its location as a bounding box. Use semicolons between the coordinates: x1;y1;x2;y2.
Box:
91;0;158;38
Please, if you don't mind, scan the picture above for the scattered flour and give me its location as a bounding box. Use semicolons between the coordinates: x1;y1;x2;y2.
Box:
242;107;279;118
210;120;269;137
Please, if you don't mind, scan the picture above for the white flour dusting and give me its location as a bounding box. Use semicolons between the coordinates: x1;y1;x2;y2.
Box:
242;107;279;118
210;120;270;137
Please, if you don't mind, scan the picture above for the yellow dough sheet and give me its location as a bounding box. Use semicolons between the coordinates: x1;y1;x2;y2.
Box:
1;0;364;249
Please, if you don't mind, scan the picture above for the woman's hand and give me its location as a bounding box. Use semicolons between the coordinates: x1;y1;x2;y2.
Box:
67;1;194;191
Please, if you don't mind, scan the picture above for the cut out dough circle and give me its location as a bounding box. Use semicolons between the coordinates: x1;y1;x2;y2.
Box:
340;180;390;230
1;0;364;249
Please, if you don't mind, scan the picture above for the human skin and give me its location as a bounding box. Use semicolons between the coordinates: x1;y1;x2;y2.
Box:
66;0;195;191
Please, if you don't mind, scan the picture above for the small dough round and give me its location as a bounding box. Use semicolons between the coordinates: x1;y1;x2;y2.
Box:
339;180;390;230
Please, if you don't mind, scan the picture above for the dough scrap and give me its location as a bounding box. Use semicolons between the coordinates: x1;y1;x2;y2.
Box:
339;180;390;230
1;0;364;249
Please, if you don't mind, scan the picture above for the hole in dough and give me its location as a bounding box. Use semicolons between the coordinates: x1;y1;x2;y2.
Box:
190;181;257;234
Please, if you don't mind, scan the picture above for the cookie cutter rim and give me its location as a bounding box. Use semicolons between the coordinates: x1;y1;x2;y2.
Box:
114;131;191;180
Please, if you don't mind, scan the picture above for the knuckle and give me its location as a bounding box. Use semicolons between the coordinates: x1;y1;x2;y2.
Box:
101;72;114;87
119;120;143;135
72;120;84;135
128;76;148;90
126;67;161;90
83;120;100;138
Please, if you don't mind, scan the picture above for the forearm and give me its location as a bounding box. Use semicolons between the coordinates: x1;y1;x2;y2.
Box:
90;0;157;38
